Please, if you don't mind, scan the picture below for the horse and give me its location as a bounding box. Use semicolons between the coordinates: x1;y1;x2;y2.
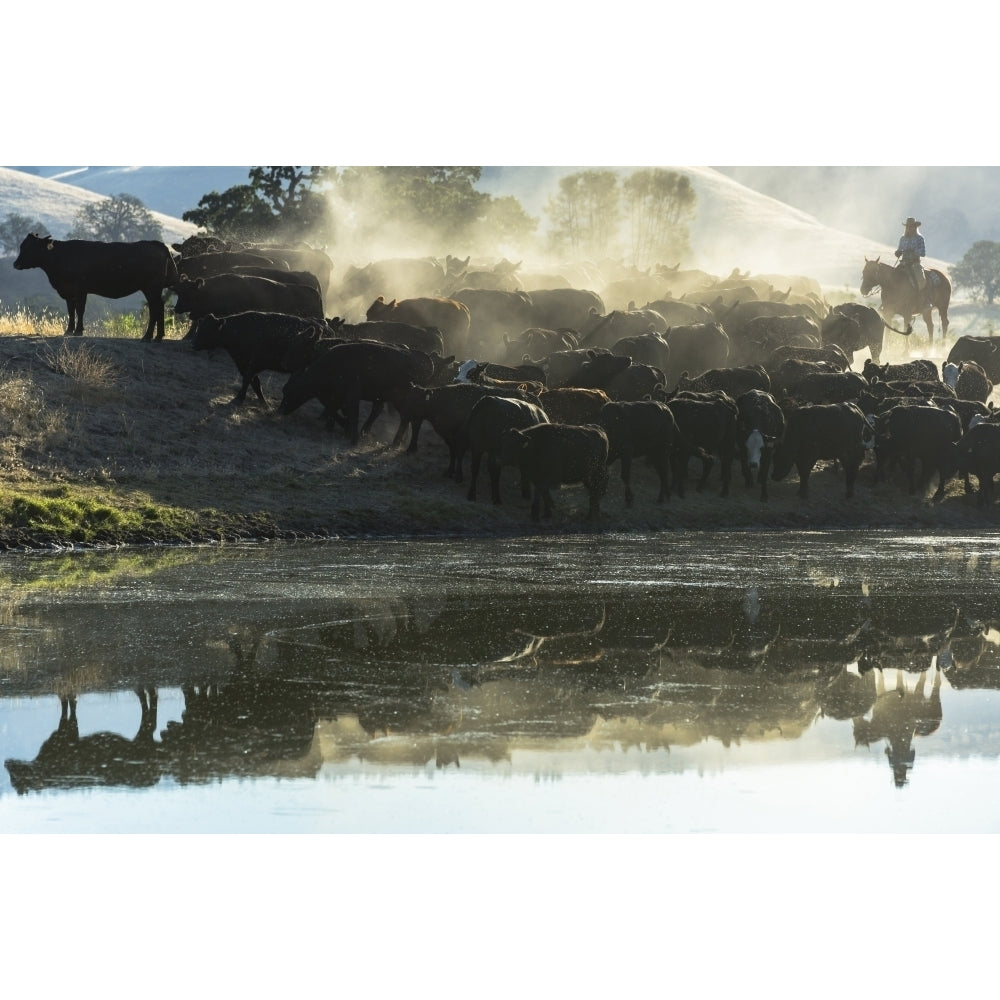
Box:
860;256;951;341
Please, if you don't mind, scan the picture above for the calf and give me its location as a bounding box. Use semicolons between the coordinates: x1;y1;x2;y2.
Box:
771;402;873;498
498;423;610;522
873;404;963;500
189;311;330;406
736;389;785;500
465;395;549;503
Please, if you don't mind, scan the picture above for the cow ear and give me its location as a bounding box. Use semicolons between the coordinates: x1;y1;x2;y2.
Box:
46;240;54;250
389;299;397;307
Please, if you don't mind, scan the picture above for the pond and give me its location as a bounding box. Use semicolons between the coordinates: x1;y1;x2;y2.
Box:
2;532;1000;833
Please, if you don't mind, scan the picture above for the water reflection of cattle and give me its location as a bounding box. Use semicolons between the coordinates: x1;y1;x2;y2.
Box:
853;668;943;787
4;690;161;794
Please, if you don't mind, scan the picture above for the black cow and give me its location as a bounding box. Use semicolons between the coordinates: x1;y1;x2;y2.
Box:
764;343;851;373
863;359;938;383
466;395;550;503
176;250;284;280
769;358;843;398
786;371;868;404
502;327;577;362
565;351;632;390
278;341;436;444
326;317;445;356
663;322;731;387
395;381;538;478
956;422;1000;507
947;336;1000;383
611;333;671;373
498;423;609;522
954;361;994;403
189;311;331;406
736;389;786;501
872;404;963;499
465;360;548;386
771;402;873;498
599;399;698;505
732;314;821;366
540;347;614;388
13;233;179;340
674;364;770;398
231;266;324;297
173;273;324;322
824;303;884;364
664;392;739;496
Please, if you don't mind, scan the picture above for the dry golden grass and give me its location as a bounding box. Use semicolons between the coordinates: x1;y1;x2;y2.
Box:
0;307;65;338
38;340;122;390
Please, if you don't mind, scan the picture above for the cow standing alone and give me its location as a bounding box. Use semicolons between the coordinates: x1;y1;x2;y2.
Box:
13;233;179;340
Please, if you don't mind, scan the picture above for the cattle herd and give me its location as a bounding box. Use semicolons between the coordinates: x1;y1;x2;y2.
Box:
13;232;1000;521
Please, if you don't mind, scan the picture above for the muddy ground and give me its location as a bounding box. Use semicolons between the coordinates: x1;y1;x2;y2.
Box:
0;331;996;551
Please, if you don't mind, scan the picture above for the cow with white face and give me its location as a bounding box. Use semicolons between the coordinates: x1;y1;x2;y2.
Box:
736;389;785;501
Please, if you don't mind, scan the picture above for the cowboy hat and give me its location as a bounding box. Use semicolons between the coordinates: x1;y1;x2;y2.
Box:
902;217;922;227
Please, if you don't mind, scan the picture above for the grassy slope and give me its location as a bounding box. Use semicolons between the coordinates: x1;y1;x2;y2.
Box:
0;323;998;550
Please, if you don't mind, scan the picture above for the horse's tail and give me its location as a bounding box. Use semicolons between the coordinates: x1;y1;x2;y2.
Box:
881;317;913;336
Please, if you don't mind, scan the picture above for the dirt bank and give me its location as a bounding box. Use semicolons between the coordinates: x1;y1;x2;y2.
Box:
0;332;996;551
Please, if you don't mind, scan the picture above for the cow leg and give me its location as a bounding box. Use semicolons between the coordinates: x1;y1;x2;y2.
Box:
406;417;425;454
530;483;543;522
653;451;671;502
620;453;634;507
671;454;687;498
758;450;771;501
141;290;160;341
518;466;531;500
719;446;733;498
844;459;860;499
696;454;714;492
347;402;361;445
361;399;383;436
487;455;503;505
796;459;813;498
467;450;482;501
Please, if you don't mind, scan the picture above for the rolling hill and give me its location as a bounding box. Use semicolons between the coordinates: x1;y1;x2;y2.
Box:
0;165;960;304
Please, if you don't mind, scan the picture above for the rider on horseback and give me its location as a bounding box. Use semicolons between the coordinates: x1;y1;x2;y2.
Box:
895;217;927;304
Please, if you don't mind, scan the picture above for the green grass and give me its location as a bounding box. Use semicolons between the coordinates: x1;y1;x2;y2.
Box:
0;484;200;543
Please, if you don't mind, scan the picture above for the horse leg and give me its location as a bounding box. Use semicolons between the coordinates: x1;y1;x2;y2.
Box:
922;308;934;341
